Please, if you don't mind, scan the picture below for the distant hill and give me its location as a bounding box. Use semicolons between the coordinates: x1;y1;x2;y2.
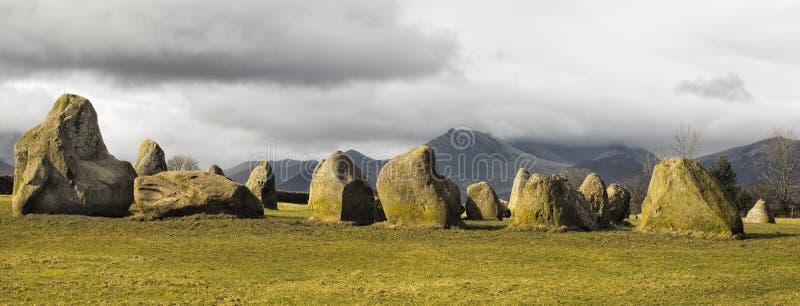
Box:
697;138;800;185
0;132;20;165
567;146;657;184
0;160;12;176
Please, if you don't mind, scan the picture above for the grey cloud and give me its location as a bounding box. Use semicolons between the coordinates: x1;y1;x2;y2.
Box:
675;73;755;102
0;0;457;85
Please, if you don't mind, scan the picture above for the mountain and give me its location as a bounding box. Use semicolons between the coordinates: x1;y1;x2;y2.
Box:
0;132;20;165
569;147;656;184
0;160;12;176
426;128;570;199
696;138;800;185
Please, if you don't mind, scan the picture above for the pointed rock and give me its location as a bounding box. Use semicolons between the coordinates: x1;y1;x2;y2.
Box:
12;94;136;217
579;173;609;227
508;168;531;216
245;161;278;210
745;199;775;224
206;164;225;176
606;183;631;225
308;151;377;224
639;158;744;238
134;139;167;176
376;145;464;228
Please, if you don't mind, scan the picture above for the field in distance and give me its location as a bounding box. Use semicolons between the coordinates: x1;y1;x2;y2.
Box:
0;195;799;304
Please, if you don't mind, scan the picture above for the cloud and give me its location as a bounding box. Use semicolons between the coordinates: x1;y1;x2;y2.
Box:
675;74;755;102
0;0;457;86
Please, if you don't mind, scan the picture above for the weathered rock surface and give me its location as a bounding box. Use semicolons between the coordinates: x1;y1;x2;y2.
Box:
508;168;531;216
308;151;377;224
579;173;609;227
606;183;631;225
638;158;744;238
206;164;225;176
134;139;167;176
745;199;775;224
12;94;136;217
465;182;503;220
510;173;599;231
376;145;464;227
134;171;263;218
245;161;278;210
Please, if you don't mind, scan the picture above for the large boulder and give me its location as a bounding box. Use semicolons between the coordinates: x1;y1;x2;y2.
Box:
308;151;377;224
206;164;225;176
245;161;278;210
376;145;464;228
578;173;609;227
133;139;167;176
510;173;599;231
465;182;503;220
12;94;136;217
507;168;531;216
606;183;631;225
134;171;263;219
638;158;744;238
745;199;775;224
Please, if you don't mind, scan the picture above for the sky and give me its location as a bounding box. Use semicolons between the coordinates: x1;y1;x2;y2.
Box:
1;0;799;168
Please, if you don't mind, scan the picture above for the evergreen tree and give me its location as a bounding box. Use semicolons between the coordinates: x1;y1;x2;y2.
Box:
709;155;752;212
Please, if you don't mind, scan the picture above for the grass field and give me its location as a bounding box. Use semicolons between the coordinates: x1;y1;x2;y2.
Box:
1;195;799;304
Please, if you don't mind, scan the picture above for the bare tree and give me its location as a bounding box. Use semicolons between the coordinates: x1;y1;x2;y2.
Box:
672;124;702;159
753;128;800;216
623;152;659;214
167;154;200;171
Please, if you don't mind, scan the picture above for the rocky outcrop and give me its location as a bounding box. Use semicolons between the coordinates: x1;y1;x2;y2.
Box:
12;94;136;217
509;173;598;231
745;199;775;224
206;164;225;176
606;183;631;225
376;145;464;228
465;182;503;220
638;158;744;238
134;139;167;176
134;171;263;219
245;161;278;210
578;173;609;227
308;151;377;225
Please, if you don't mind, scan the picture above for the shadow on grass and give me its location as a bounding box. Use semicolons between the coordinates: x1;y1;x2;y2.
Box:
745;232;798;240
459;222;509;231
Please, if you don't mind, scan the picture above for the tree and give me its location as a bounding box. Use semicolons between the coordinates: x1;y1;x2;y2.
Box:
623;152;658;214
708;155;752;213
167;154;200;171
753;128;800;216
672;124;701;159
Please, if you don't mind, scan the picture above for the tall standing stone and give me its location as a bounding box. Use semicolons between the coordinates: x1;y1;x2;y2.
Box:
638;158;744;238
245;161;278;210
465;182;503;220
308;151;377;224
376;145;464;228
508;168;531;216
579;173;609;227
12;94;136;217
206;164;225;176
134;139;167;176
606;183;631;225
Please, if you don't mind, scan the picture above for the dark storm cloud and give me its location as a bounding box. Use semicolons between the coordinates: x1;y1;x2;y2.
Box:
675;73;755;102
0;0;457;85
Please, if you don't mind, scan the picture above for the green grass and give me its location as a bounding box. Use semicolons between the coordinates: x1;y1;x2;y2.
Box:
1;195;799;304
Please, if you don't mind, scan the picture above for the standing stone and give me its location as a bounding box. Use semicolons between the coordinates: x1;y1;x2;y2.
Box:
465;182;503;220
639;158;744;238
134;171;263;219
510;173;599;231
606;183;631;225
308;151;377;224
579;173;609;227
508;168;531;216
245;161;278;210
745;199;775;224
133;139;167;176
206;164;225;176
12;94;136;217
376;145;464;228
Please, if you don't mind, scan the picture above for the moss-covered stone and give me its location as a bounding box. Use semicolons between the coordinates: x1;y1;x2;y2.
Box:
606;183;631;225
465;182;503;220
376;145;463;228
638;158;744;238
745;199;775;224
12;94;136;217
134;171;263;219
134;139;167;176
508;168;531;216
308;151;377;224
510;173;599;231
206;164;225;176
578;173;609;227
245;161;278;210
